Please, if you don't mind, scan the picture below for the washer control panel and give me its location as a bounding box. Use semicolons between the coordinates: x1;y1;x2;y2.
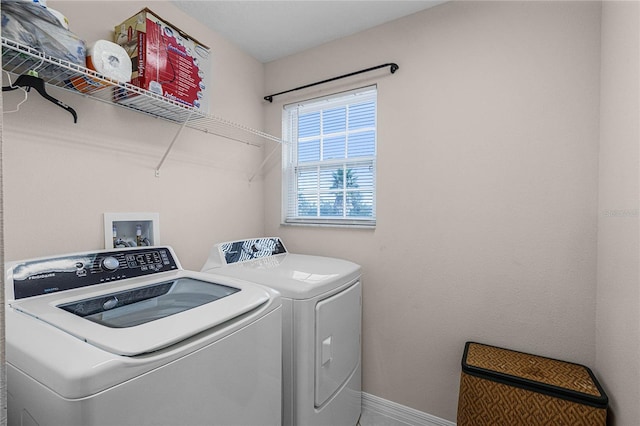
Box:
9;247;179;299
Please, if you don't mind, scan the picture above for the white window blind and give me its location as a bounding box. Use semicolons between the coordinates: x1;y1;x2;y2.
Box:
282;86;377;227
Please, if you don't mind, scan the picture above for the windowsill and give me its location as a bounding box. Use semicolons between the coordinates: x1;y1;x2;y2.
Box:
282;220;376;229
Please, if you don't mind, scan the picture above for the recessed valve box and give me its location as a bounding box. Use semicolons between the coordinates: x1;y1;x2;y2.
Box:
104;212;160;249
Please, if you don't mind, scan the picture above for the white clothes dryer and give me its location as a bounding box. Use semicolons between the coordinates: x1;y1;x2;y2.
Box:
201;237;362;426
6;246;282;426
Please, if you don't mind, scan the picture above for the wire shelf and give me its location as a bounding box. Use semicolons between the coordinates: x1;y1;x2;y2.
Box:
1;37;282;148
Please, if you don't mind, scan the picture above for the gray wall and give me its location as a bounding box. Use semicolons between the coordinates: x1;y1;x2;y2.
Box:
596;2;640;425
2;1;267;270
264;1;604;421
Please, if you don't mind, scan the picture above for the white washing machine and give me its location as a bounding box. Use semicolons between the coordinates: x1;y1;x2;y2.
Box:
5;246;282;426
201;237;362;426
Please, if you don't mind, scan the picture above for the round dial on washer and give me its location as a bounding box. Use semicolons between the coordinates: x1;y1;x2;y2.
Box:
101;256;120;271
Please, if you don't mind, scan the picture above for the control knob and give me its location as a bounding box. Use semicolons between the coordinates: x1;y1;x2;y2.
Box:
101;256;120;271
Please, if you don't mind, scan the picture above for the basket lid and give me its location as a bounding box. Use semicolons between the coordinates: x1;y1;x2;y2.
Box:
461;342;608;408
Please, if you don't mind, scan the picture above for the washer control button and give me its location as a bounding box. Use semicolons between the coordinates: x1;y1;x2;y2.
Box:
103;297;118;310
102;256;119;271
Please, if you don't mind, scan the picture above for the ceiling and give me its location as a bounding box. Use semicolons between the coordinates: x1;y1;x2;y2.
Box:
171;1;446;63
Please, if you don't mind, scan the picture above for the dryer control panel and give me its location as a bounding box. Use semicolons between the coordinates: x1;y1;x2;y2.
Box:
219;237;287;265
9;247;179;300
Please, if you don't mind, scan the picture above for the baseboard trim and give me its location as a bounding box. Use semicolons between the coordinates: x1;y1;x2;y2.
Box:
360;392;456;426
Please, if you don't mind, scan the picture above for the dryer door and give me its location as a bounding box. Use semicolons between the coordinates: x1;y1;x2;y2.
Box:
314;280;361;407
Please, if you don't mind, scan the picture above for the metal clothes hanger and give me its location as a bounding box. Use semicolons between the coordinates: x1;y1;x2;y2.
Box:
2;71;78;123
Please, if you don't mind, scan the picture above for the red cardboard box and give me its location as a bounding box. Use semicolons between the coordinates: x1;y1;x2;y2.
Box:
114;8;210;113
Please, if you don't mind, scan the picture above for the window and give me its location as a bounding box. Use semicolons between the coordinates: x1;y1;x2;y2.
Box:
282;86;377;227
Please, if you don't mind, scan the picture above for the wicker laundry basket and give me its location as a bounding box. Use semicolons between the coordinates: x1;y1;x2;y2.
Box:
457;342;608;426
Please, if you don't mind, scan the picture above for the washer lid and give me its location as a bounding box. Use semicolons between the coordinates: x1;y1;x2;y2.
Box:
9;271;271;356
203;253;361;299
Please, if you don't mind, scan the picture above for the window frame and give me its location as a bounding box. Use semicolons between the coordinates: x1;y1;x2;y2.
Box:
282;86;377;228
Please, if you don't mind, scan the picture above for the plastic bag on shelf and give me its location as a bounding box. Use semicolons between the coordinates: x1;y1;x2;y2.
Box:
1;0;86;70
